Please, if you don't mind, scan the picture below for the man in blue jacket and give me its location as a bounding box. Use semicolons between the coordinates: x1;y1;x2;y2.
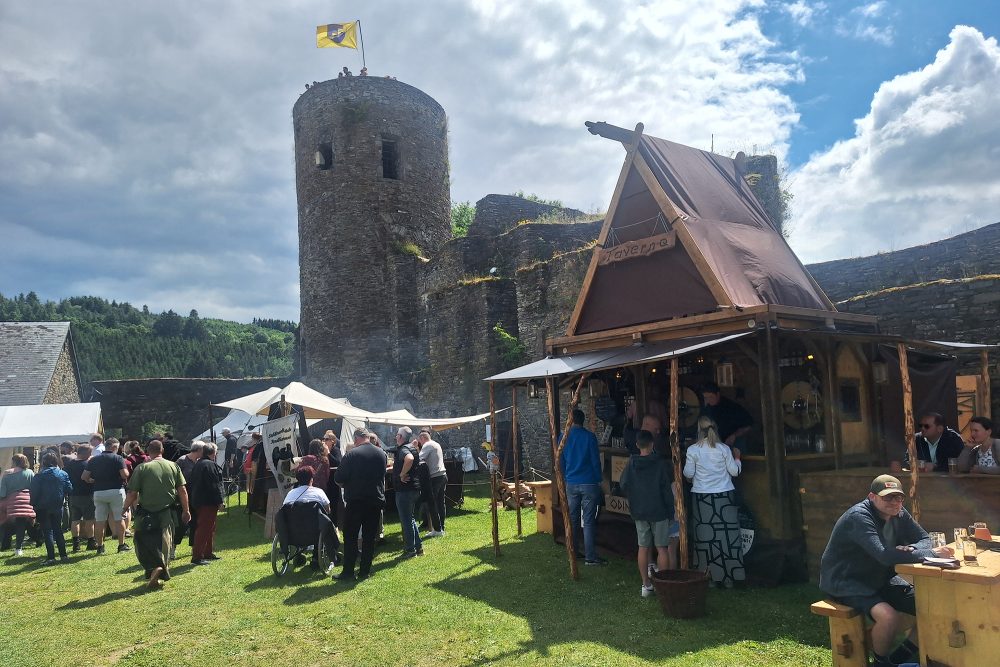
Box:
29;451;73;565
559;409;605;566
819;475;952;667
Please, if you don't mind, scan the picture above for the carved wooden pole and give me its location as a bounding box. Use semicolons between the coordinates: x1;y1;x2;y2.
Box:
897;343;920;521
981;350;992;419
489;382;500;557
548;375;591;580
668;357;688;569
512;385;522;536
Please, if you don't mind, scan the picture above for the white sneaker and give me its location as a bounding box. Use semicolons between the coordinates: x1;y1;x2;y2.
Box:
424;530;445;538
14;549;23;557
641;584;655;598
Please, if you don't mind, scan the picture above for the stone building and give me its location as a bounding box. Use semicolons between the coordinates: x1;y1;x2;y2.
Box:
0;322;82;405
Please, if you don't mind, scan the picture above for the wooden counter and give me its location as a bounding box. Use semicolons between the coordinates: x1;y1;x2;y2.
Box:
896;539;1000;666
799;467;1000;580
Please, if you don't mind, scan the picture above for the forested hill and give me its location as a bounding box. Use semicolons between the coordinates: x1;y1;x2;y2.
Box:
0;293;296;384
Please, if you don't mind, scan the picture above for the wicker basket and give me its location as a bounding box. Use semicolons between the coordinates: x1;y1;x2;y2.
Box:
651;569;710;618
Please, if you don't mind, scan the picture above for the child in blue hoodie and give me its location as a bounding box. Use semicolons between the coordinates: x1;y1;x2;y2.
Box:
619;430;676;597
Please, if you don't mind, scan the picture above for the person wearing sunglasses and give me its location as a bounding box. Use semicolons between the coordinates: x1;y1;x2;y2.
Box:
914;412;964;472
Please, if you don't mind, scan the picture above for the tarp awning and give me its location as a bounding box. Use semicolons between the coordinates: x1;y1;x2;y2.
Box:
212;382;374;420
0;402;102;447
484;332;752;382
363;408;500;432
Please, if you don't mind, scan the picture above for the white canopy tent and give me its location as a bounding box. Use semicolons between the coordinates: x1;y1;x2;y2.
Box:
0;402;102;470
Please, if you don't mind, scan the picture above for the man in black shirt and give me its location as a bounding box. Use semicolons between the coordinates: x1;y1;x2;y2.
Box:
222;429;238;476
700;382;753;449
914;412;964;472
333;428;388;581
65;444;96;552
83;441;130;554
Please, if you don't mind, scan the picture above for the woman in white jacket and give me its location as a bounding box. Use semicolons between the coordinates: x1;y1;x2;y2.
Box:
683;415;744;587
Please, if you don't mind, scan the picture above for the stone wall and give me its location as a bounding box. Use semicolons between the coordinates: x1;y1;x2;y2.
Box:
89;377;287;442
42;341;82;404
467;194;584;238
807;222;1000;302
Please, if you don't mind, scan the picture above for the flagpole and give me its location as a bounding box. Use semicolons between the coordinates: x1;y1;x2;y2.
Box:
357;19;366;68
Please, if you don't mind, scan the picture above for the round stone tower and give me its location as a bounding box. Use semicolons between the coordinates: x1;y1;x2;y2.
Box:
293;77;451;408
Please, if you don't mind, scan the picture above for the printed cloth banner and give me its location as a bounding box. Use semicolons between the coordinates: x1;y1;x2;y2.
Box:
316;22;358;49
260;414;299;494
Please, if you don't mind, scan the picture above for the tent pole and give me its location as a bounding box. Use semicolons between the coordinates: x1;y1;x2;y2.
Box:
897;343;920;521
668;357;688;569
208;403;215;445
551;374;590;579
547;376;577;580
981;350;992;419
489;382;500;557
512;384;522;536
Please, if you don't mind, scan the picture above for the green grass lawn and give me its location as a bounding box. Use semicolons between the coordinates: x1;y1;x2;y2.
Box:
0;483;831;666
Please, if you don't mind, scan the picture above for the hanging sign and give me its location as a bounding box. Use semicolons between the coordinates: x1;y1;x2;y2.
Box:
261;414;299;494
598;231;676;265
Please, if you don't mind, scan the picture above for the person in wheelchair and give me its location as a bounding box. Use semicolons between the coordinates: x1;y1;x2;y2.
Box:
276;466;340;573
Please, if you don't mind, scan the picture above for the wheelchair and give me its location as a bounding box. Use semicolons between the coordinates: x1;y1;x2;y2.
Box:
270;500;338;577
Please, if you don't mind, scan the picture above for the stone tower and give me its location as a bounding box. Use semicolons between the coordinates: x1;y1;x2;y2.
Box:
293;77;451;409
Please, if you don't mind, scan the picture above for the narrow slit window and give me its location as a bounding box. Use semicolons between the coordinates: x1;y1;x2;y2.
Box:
315;142;333;170
382;140;400;180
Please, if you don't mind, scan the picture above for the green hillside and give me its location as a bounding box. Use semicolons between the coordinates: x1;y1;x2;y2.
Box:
0;292;296;384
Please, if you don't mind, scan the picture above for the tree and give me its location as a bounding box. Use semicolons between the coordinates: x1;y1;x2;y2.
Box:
182;309;208;340
152;309;184;337
450;201;475;238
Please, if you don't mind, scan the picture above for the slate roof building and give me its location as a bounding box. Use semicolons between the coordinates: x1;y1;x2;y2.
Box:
0;322;82;406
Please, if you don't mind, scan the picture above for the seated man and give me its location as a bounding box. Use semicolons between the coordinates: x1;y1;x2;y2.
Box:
819;475;952;667
914;412;964;471
279;466;340;571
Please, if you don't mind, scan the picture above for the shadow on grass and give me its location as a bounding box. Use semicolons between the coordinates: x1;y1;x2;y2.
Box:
432;534;828;666
56;584;150;609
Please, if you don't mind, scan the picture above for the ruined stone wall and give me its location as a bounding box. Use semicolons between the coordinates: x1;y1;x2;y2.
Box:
807;222;1000;302
467;194;584;238
89;377;286;442
42;341;81;404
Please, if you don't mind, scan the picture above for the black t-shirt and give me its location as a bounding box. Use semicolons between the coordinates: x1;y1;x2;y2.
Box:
392;445;421;492
333;443;387;505
701;396;753;442
85;453;126;491
224;434;238;460
65;458;93;496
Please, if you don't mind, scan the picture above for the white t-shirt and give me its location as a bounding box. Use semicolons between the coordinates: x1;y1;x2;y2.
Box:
682;441;741;494
418;440;447;477
282;485;330;507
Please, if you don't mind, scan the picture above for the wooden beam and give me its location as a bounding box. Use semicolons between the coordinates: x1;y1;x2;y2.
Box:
668;357;689;568
632;153;734;307
759;327;790;536
897;344;920;522
980;350;992;419
823;339;844;469
584;120;638;146
512;385;522;536
489;382;500;557
547;376;579;580
565;123;645;337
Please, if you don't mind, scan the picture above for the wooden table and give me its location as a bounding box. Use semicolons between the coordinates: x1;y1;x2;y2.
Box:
896;539;1000;666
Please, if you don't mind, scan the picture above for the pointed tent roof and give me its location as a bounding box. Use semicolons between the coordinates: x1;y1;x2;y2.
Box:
567;125;834;337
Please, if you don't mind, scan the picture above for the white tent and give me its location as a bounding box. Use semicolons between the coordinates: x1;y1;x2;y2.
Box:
192;409;269;443
0;402;102;470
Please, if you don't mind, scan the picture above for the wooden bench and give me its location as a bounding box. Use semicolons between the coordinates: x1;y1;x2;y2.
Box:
810;600;869;667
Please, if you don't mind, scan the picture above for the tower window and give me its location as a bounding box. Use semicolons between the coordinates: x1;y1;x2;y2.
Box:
315;142;333;170
382;140;400;180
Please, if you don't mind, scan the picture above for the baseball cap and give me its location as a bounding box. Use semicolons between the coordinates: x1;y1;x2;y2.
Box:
871;474;905;496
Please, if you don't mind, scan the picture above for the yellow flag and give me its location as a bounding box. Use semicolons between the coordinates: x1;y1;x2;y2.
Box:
316;22;358;49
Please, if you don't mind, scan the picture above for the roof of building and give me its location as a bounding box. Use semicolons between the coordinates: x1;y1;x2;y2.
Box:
0;322;73;405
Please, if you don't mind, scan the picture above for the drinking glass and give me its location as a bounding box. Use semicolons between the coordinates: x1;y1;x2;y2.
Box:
973;522;991;541
928;532;946;549
954;527;968;544
962;538;978;565
948;458;959;474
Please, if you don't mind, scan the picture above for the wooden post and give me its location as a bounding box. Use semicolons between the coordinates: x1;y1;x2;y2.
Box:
489;382;500;557
208;403;216;446
897;343;920;521
981;350;992;419
823;339;844;469
668;357;689;568
512;385;522;536
760;325;791;537
547;377;578;580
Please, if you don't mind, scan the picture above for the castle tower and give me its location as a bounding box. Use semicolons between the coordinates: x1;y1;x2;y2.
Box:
293;77;451;408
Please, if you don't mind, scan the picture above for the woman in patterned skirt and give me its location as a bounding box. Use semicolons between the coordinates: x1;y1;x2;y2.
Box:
683;416;744;587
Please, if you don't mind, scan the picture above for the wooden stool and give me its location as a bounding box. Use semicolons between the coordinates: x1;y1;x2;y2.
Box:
810;600;869;667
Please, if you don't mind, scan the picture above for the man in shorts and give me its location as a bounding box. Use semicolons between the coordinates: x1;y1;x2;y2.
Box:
618;429;676;597
83;439;130;554
819;474;953;667
64;444;96;551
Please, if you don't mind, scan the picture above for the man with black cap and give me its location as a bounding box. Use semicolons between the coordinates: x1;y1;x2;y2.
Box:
333;428;388;581
819;474;953;667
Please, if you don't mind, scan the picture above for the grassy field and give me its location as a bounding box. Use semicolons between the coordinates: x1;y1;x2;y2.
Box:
0;484;831;666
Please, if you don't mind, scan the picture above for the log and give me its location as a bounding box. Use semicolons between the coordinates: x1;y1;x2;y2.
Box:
548;375;591;580
512;386;523;536
489;382;500;557
668;357;689;568
897;343;920;521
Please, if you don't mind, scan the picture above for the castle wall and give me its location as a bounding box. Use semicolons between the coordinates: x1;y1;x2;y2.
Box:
43;341;82;404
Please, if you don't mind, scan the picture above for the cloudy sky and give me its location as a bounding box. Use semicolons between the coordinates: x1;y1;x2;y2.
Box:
1;1;998;321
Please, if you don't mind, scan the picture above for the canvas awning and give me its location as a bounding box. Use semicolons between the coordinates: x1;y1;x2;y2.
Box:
212;382;374;420
484;332;752;382
363;408;501;432
0;402;102;447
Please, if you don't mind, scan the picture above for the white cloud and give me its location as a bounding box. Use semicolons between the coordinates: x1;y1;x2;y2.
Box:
834;1;894;45
788;26;1000;262
784;1;826;27
0;1;800;321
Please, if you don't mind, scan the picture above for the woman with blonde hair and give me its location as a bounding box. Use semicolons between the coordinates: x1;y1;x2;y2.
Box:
683;415;744;587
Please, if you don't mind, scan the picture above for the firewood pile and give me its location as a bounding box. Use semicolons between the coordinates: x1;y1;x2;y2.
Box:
494;480;535;510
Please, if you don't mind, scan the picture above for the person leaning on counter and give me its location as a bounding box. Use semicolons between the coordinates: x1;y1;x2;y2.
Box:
957;416;1000;474
914;412;964;471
